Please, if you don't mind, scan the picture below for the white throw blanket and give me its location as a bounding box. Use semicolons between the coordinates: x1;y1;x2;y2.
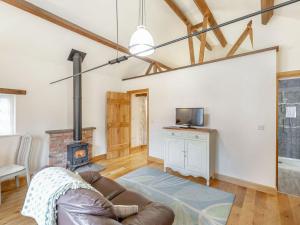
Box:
21;167;99;225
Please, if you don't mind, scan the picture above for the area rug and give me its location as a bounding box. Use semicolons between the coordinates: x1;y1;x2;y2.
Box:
117;167;234;225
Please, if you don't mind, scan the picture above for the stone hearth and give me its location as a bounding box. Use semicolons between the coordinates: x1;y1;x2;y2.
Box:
46;127;95;167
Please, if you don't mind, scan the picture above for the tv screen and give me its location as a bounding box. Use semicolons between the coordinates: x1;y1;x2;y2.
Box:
176;108;204;127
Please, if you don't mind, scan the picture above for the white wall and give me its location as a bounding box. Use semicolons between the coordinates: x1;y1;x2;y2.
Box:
122;50;277;188
81;69;122;156
0;53;70;171
0;3;125;170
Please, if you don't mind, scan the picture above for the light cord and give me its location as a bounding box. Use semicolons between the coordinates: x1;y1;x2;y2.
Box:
115;0;119;58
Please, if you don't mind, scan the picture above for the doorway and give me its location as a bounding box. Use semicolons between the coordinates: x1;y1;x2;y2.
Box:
106;89;149;160
128;89;149;156
278;77;300;196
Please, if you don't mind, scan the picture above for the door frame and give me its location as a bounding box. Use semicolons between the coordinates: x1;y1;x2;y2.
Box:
276;70;300;189
127;88;149;158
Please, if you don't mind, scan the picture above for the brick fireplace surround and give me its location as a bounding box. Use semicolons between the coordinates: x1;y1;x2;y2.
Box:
46;127;96;167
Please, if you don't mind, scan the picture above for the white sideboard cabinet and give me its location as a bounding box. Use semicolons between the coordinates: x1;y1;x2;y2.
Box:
163;127;217;186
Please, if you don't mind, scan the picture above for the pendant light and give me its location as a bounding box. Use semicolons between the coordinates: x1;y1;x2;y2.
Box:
129;0;154;56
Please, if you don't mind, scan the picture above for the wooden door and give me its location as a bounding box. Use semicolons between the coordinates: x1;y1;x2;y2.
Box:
106;91;130;159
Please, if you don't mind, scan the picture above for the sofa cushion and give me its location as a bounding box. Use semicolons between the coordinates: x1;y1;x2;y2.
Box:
91;176;126;200
110;190;151;210
121;202;175;225
80;171;102;184
57;188;116;219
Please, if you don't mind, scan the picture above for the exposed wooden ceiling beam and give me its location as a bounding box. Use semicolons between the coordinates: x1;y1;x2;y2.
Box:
153;63;158;73
193;0;227;47
156;63;163;72
261;0;274;25
2;0;170;70
198;16;208;63
144;62;165;75
164;0;212;51
124;46;279;80
191;22;212;51
194;32;212;51
145;63;153;75
0;88;26;95
165;0;190;26
227;21;253;57
187;24;195;64
191;22;203;31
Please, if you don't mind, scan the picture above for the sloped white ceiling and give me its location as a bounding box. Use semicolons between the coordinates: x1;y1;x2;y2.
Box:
1;0;300;79
27;0;190;69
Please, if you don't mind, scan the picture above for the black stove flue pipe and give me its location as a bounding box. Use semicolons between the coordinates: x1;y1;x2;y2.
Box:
68;49;86;142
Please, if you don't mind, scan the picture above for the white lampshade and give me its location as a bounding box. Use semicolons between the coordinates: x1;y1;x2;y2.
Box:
129;25;154;56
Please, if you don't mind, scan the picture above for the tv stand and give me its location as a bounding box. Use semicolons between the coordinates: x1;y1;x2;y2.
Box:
164;126;216;133
163;126;217;186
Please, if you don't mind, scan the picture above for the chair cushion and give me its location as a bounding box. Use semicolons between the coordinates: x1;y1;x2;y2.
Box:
0;164;25;179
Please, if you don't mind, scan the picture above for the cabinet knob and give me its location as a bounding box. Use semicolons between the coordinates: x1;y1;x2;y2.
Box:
172;133;175;136
195;135;199;138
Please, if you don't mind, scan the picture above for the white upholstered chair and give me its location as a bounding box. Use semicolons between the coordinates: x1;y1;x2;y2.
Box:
0;135;32;204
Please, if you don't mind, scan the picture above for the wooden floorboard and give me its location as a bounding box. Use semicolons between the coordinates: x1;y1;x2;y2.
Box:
0;150;300;225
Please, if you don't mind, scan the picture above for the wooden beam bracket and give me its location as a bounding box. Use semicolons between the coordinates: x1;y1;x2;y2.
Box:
191;22;203;31
198;16;209;63
187;24;195;65
193;0;227;47
145;63;154;75
226;20;253;57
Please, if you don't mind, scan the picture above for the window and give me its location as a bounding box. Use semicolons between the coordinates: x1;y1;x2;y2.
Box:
0;94;16;135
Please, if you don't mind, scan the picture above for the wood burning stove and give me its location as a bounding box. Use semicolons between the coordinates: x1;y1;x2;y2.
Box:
47;49;104;172
67;143;89;170
66;49;89;171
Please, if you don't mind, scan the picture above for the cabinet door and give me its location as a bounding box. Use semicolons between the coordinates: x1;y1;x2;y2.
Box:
165;138;185;169
185;140;207;176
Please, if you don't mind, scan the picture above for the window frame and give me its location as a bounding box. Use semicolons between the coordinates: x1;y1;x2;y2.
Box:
0;94;16;136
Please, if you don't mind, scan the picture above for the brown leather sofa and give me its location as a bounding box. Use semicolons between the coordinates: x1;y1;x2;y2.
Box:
57;171;175;225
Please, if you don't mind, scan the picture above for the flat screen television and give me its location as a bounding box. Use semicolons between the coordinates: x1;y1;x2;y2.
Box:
176;108;204;127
